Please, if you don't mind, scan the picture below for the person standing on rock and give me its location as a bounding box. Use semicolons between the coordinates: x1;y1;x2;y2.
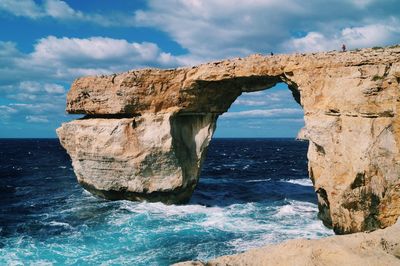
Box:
342;44;346;52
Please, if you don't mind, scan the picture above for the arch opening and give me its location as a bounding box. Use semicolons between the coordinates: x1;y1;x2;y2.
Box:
190;83;311;206
182;83;333;251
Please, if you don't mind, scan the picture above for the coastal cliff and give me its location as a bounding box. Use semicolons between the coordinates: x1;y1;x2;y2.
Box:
57;45;400;234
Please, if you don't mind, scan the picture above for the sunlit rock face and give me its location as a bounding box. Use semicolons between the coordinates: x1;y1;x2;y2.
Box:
57;45;400;234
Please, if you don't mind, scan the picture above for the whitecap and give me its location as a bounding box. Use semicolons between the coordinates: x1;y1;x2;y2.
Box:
48;221;73;229
282;178;313;186
119;201;222;217
245;178;271;183
274;200;317;218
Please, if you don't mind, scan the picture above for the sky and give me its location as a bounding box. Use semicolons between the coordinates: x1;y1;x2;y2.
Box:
0;0;399;138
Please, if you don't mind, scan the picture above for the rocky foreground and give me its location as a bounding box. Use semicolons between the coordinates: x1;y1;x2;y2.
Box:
175;219;400;266
58;45;400;234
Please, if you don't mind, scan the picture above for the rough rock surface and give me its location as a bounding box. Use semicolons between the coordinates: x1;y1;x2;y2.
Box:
174;219;400;266
57;45;400;234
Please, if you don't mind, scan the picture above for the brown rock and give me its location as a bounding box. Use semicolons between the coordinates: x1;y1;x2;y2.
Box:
57;45;400;233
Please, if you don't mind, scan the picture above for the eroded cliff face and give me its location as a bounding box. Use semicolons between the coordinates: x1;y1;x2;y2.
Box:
57;45;400;234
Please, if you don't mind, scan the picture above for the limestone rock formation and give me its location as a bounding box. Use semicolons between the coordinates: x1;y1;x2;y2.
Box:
57;45;400;234
174;219;400;266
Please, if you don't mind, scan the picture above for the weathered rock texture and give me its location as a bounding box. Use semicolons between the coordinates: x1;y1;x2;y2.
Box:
57;45;400;234
174;219;400;266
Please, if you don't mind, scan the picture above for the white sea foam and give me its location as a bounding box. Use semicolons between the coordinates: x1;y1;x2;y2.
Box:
275;200;317;218
245;178;271;183
197;203;270;232
47;221;72;229
119;201;222;217
1;198;334;265
282;178;313;186
226;201;332;253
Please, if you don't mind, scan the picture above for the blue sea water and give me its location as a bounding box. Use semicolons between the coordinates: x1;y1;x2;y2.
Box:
0;138;333;265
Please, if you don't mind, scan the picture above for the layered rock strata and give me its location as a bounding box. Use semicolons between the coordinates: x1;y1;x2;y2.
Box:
174;219;400;266
57;45;400;234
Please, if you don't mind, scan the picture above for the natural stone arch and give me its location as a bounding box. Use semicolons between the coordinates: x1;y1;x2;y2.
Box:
57;46;400;234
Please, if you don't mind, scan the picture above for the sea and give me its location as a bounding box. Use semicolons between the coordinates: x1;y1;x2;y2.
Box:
0;138;333;265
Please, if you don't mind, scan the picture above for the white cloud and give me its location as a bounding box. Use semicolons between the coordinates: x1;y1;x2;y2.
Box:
234;99;269;106
0;102;59;124
9;93;37;101
134;0;306;59
236;90;294;106
31;36;159;62
0;0;43;18
0;36;187;130
0;36;185;102
3;81;65;101
284;20;400;52
20;81;42;93
15;36;183;80
0;0;134;26
221;108;303;119
2;1;398;59
2;0;398;137
44;0;80;19
26;115;49;123
10;103;60;114
0;105;17;115
44;83;64;94
134;0;400;58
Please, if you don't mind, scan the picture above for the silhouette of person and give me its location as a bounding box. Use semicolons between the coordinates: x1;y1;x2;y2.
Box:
342;44;346;52
270;52;274;56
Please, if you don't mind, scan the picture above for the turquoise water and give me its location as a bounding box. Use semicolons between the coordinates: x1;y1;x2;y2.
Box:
0;139;333;265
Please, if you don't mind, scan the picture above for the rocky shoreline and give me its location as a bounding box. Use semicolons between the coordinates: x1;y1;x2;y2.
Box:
175;219;400;266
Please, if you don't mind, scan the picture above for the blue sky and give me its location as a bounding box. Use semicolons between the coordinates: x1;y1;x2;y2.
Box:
0;0;399;138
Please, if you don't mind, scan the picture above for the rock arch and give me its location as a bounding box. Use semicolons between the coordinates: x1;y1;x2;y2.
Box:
57;46;400;234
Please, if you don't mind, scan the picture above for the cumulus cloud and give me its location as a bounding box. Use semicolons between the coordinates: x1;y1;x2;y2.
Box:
0;0;43;18
13;36;184;80
0;35;188;133
284;20;400;52
0;36;184;97
2;1;399;58
0;0;133;26
134;0;400;58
